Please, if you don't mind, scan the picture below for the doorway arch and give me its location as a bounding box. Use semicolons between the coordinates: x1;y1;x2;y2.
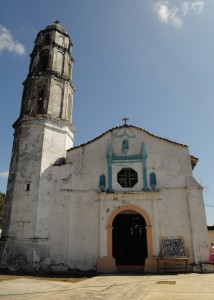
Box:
106;205;153;265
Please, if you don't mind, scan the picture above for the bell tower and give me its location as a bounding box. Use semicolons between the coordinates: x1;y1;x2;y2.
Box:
0;22;75;270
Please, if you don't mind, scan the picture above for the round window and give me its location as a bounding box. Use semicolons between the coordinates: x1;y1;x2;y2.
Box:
117;168;138;188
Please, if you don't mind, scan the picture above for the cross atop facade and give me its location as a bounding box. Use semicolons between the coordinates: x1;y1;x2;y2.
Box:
122;116;129;125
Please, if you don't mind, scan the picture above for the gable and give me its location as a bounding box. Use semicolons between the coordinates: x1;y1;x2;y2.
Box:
65;125;194;192
67;125;188;152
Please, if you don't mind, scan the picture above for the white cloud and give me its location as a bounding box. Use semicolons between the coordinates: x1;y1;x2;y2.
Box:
191;1;204;14
0;171;9;178
0;25;25;55
154;1;183;28
157;3;170;23
182;2;190;16
154;1;205;28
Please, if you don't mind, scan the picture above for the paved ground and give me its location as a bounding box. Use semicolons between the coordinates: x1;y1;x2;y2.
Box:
0;273;214;299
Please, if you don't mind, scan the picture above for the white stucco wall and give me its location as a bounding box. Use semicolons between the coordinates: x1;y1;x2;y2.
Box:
43;126;209;270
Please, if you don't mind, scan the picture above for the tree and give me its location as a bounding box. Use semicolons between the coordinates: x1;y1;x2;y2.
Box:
0;192;5;229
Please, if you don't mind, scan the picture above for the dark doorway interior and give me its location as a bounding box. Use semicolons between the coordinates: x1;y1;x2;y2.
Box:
113;213;147;265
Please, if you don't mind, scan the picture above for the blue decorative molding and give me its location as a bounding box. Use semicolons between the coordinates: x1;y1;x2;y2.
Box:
107;142;149;192
112;155;141;162
150;172;157;191
99;174;106;192
107;144;113;192
141;143;148;191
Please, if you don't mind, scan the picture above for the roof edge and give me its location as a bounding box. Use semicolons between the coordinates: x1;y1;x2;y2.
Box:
67;124;188;152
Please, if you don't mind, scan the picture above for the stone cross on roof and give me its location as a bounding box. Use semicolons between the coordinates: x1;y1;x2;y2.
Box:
122;117;129;125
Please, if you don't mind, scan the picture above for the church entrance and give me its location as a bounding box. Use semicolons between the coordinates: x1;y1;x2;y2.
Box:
112;212;147;266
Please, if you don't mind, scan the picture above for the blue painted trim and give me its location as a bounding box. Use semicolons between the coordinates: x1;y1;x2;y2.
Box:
141;142;148;191
107;144;113;192
112;160;141;164
99;174;106;192
150;172;157;191
112;155;141;161
107;142;149;192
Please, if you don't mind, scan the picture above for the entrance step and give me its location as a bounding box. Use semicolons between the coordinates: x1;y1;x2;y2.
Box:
117;265;144;272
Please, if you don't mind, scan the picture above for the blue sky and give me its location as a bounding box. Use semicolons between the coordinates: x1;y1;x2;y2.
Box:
0;0;213;225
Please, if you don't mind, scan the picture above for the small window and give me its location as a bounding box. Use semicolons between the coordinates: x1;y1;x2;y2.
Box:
45;34;51;44
24;182;31;191
39;50;49;71
117;168;138;188
37;90;44;114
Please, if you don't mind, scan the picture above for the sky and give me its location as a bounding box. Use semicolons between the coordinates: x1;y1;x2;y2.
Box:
0;0;213;225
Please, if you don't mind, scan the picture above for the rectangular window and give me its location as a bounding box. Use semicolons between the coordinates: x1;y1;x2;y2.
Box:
24;182;31;191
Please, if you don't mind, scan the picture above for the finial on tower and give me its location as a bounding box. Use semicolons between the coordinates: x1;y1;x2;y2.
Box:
122;117;129;125
54;20;60;24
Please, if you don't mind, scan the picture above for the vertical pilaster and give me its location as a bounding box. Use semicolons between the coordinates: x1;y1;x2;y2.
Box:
141;142;148;191
108;144;113;192
186;176;209;263
146;225;153;256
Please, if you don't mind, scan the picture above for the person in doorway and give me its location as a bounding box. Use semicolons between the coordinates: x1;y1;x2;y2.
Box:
208;243;214;263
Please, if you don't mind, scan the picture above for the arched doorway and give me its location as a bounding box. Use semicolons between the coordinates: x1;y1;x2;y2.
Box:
106;205;154;271
113;211;147;265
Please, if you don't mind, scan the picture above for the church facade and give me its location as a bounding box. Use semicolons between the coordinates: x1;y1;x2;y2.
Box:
0;22;209;273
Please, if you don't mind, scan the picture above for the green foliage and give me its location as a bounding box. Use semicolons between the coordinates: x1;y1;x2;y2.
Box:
0;192;5;229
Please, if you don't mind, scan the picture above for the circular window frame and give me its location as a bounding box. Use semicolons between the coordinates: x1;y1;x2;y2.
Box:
117;167;138;188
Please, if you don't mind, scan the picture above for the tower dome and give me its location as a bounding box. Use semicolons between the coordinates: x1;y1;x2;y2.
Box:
45;20;67;34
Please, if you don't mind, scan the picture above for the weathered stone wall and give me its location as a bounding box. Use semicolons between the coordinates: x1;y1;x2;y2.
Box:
0;117;74;271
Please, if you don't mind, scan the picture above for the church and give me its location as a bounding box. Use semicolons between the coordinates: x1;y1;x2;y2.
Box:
0;22;209;273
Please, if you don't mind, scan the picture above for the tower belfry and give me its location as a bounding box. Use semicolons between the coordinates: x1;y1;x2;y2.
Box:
20;21;74;123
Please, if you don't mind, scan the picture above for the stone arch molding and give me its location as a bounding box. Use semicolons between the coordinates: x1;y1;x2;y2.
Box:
97;204;157;273
106;204;153;257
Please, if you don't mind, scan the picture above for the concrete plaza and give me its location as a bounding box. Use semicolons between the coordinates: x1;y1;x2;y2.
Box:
0;273;214;299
